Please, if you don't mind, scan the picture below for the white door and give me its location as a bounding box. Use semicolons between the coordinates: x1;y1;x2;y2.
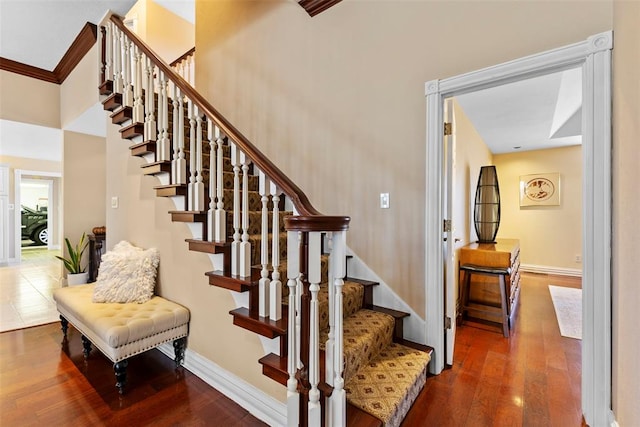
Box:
443;99;464;365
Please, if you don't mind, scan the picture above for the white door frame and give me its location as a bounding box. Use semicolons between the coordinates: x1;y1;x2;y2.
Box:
425;31;613;426
14;170;62;262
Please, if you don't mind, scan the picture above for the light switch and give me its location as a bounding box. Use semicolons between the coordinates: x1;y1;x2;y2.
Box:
380;193;390;209
111;196;119;209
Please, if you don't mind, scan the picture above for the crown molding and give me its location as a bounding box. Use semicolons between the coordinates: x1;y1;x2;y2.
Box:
0;57;58;83
53;22;97;83
0;22;97;85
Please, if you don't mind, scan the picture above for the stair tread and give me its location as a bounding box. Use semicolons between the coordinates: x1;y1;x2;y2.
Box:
344;277;379;287
320;309;395;383
142;160;171;168
229;306;288;338
370;305;410;319
154;184;186;189
344;342;431;426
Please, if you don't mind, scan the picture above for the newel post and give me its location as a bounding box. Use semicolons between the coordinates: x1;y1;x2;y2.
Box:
284;215;350;427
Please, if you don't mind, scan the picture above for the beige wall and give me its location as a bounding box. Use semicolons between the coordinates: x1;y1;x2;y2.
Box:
0;70;60;128
62;131;106;274
612;0;640;423
195;0;611;318
494;146;582;270
127;0;194;65
60;45;99;129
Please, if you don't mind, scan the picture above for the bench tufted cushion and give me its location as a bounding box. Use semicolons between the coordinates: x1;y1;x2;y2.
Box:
53;284;189;363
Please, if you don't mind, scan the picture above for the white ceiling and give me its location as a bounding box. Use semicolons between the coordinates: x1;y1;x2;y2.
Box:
455;67;582;154
0;0;138;71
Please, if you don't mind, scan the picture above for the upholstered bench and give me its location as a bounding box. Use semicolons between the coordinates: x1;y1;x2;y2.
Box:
53;283;190;394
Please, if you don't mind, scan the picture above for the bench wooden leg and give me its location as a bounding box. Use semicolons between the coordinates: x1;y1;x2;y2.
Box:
173;337;186;368
81;335;92;359
60;315;68;338
114;360;129;395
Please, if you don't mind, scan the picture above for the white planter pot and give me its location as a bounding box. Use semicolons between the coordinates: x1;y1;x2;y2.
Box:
67;272;89;286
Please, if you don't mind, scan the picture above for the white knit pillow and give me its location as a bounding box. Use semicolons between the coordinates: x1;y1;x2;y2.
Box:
92;241;160;304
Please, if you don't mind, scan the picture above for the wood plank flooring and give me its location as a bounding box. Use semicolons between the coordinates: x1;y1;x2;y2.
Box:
1;272;581;426
0;323;266;426
402;272;582;426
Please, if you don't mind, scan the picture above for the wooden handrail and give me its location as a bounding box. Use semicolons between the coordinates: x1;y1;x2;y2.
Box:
170;47;196;68
110;15;326;219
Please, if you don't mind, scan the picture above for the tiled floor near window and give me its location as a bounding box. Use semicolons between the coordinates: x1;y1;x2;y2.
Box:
0;248;62;332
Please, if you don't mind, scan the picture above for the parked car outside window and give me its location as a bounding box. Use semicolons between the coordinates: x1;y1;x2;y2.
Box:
21;205;48;246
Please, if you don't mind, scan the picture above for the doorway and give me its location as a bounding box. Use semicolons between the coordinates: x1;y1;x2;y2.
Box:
20;178;52;248
14;170;62;262
425;31;612;426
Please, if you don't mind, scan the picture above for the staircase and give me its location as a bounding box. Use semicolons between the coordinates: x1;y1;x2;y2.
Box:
98;15;432;427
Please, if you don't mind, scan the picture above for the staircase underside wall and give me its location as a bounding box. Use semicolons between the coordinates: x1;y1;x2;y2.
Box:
104;120;286;403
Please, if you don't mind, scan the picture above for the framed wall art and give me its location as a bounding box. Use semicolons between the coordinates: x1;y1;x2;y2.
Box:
519;172;560;206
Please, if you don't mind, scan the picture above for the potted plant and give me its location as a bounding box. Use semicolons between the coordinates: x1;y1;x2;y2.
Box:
56;232;89;285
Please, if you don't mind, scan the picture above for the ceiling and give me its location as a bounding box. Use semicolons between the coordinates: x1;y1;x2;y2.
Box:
0;0;138;71
455;67;582;154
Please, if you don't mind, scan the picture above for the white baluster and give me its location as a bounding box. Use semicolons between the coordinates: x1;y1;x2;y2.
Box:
258;172;271;318
189;55;195;86
171;86;179;182
157;71;170;161
122;38;133;107
270;183;282;321
132;47;143;124
239;153;252;277
172;87;186;185
207;119;216;241
113;25;122;93
307;232;322;427
214;130;226;242
286;230;300;427
104;24;112;83
184;59;191;85
194;108;205;211
145;57;157;142
330;230;347;427
325;233;335;388
187;100;196;210
231;143;241;275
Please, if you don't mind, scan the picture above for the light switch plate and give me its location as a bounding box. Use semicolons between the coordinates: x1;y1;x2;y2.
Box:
111;196;119;209
380;193;390;209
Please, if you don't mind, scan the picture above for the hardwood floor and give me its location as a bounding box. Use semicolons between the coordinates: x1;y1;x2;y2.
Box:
402;272;582;426
1;272;580;426
0;323;266;426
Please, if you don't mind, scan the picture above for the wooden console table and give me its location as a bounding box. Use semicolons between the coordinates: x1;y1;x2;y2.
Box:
88;233;106;282
458;238;521;332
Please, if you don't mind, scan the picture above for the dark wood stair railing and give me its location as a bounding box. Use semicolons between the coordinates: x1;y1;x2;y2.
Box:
107;14;325;219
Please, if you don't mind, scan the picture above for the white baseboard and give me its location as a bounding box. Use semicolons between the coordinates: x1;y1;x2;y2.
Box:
520;263;582;277
158;343;287;426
